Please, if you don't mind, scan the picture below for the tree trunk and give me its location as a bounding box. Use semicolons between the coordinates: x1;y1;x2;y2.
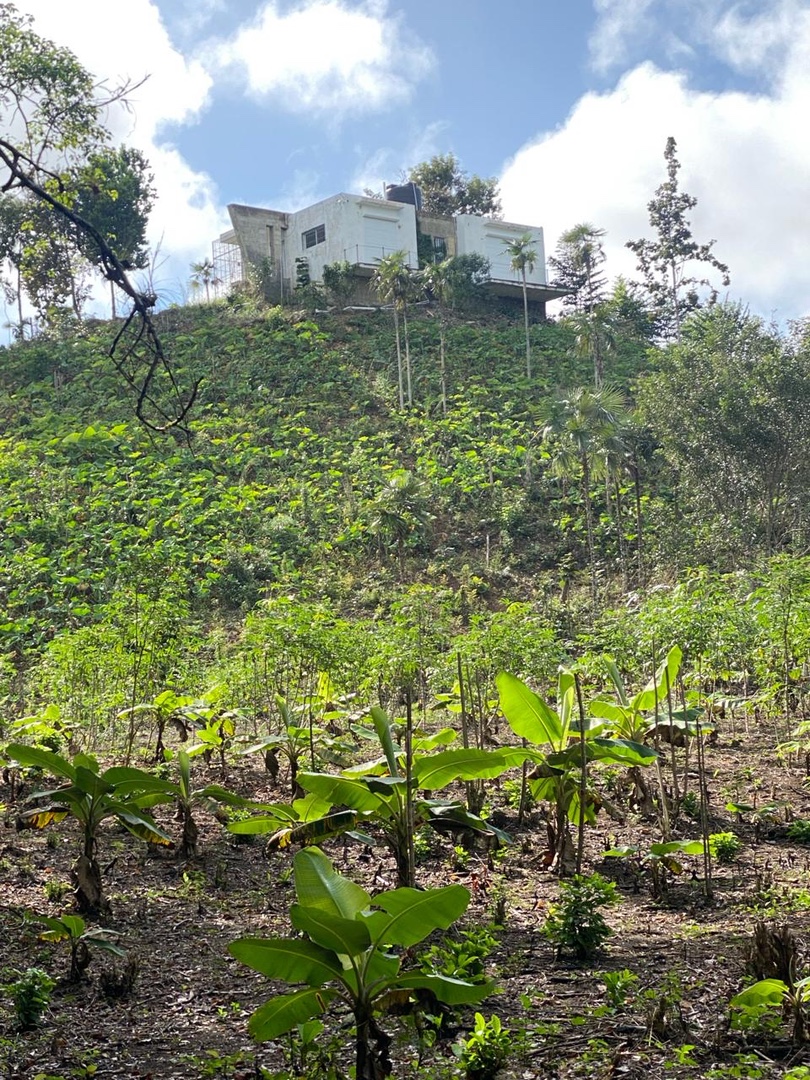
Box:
521;271;531;378
403;304;413;406
439;321;447;415
392;307;404;409
581;456;597;605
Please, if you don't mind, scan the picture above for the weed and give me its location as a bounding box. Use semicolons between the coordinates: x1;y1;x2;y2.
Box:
600;968;639;1009
706;1053;767;1079
44;879;72;903
420;924;498;984
788;819;810;843
180;1049;251;1079
541;873;619;959
456;1013;515;1080
665;1044;698;1068
709;832;742;863
7;967;55;1030
681;791;700;819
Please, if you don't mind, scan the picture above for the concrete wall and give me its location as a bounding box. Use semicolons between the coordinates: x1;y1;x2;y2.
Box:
455;217;547;285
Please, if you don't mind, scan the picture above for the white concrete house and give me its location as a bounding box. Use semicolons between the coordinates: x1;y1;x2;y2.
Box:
213;189;566;314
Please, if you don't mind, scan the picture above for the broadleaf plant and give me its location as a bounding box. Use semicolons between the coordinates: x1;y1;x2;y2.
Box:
230;847;492;1080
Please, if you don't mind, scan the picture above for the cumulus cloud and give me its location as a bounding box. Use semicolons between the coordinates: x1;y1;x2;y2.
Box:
501;3;810;323
206;0;434;116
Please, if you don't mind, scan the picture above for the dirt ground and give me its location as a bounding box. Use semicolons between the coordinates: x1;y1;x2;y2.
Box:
3;721;810;1080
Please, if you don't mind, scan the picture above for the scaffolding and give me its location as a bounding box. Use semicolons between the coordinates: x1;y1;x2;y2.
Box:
212;238;243;296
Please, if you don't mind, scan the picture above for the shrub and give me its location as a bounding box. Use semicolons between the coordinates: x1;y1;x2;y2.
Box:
541;873;619;959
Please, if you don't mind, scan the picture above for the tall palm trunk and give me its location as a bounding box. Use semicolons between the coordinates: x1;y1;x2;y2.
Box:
521;269;531;378
402;303;413;406
392;306;404;409
581;455;597;605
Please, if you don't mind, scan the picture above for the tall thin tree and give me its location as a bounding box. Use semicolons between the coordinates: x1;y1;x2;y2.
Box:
504;233;537;378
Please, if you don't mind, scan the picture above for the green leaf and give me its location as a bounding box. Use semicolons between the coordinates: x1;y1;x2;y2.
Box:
293;848;370;919
229;937;343;987
110;804;172;845
5;744;76;780
731;979;789;1009
363;884;470;948
650;840;705;857
393;972;494;1005
298;772;389;814
496;672;563;748
413;747;529;790
370;706;400;777
290;904;371;956
248;988;337;1041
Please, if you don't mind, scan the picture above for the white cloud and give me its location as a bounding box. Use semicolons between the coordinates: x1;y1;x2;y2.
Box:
590;0;657;73
207;0;434;116
349;121;447;195
499;42;810;323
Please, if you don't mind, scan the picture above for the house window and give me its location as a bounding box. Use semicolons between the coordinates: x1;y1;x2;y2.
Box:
432;236;447;262
303;224;326;249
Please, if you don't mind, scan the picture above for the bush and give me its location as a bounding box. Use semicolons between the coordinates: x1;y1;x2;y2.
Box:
541;873;619;959
709;831;742;863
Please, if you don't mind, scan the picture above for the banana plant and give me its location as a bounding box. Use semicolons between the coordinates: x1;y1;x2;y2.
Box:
275;707;524;887
241;693;353;798
117;689;197;762
590;647;706;827
36;913;125;982
604;838;705;898
230;847;492;1080
160;749;258;856
496;670;658;873
7;745;173;913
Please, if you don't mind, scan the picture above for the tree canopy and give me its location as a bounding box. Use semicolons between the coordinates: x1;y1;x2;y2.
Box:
0;2;194;432
627;137;730;342
408;153;501;218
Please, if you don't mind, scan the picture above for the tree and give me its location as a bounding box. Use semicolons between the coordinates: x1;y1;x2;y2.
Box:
190;258;221;304
627;137;730;343
504;233;537;378
408;153;501;217
0;3;197;432
371;251;419;408
549;223;608;314
540;385;630;603
73;146;156;317
637;303;810;560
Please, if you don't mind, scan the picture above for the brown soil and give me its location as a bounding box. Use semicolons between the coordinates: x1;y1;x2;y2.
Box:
3;724;810;1080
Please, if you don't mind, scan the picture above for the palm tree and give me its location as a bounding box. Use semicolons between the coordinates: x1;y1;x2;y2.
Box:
422;258;453;415
190;258;220;304
569;306;617;387
503;234;538;378
368;469;431;578
540;385;629;604
371;251;419;408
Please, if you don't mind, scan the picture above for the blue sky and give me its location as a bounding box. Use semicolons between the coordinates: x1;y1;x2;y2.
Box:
9;0;810;323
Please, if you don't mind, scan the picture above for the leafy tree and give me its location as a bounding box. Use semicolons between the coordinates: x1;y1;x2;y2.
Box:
0;3;197;431
73;146;155;317
637;303;810;560
371;251;419;408
549;223;607;314
408;153;501;217
540;385;630;603
627;136;730;342
503;233;537;378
